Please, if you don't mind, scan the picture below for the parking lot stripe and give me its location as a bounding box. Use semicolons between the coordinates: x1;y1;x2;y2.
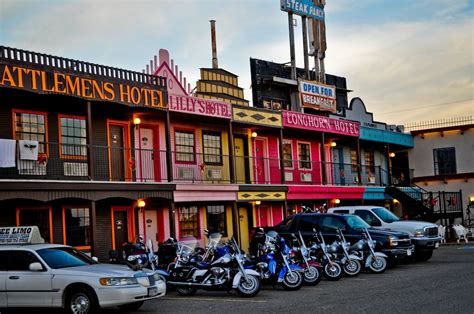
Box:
161;297;267;303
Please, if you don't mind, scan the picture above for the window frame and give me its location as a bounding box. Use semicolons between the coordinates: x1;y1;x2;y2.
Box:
202;130;223;166
206;205;227;236
12;108;49;157
283;140;294;169
364;150;375;174
350;149;358;173
61;205;91;250
174;128;196;164
58;114;87;160
297;141;312;170
433;147;457;175
16;206;53;243
178;206;200;239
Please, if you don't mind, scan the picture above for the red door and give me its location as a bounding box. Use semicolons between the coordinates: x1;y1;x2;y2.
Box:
255;139;266;184
257;205;271;227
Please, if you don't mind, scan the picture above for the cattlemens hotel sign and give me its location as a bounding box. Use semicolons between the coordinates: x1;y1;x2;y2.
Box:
0;64;166;109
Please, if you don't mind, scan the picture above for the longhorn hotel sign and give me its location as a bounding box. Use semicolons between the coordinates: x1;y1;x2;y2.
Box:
299;79;336;113
169;94;231;119
0;64;165;109
283;110;360;137
280;0;325;20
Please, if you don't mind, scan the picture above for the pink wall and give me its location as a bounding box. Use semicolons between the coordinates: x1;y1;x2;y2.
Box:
283;138;322;185
287;185;365;200
252;135;282;184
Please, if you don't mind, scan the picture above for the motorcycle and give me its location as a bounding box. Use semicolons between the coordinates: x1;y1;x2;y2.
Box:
250;230;305;291
308;229;343;281
290;232;322;286
328;229;362;277
349;228;388;273
167;238;261;298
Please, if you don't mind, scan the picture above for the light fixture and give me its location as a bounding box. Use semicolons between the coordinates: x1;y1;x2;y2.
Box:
133;117;141;125
334;199;341;204
330;142;337;147
389;152;396;158
137;200;146;208
469;196;474;203
393;199;399;204
255;200;261;205
251;131;258;138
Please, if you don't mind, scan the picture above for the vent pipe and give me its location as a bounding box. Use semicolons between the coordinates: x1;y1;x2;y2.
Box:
210;20;218;69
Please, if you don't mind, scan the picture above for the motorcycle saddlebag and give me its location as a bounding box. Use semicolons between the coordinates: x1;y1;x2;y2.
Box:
169;267;196;282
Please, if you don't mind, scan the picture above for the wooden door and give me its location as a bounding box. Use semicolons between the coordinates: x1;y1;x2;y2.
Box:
238;207;250;253
109;125;125;181
137;127;159;182
234;137;247;184
145;210;158;250
257;205;271;227
254;139;267;184
113;211;128;250
17;208;52;243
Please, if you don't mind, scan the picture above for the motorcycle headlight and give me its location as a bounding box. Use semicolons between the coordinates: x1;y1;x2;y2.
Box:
153;273;166;282
99;277;138;286
127;255;139;261
414;229;424;237
389;236;398;247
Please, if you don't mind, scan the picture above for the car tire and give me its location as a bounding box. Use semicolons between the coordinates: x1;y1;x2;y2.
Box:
66;287;97;314
415;250;433;262
119;301;145;310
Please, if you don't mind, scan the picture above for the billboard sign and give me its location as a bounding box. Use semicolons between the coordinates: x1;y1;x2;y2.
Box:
299;79;336;113
169;94;231;119
280;0;324;20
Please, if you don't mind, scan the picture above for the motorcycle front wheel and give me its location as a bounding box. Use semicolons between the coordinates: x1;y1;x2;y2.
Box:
369;256;387;273
281;271;304;291
343;259;362;277
176;286;197;296
236;275;260;297
323;262;343;281
303;266;321;286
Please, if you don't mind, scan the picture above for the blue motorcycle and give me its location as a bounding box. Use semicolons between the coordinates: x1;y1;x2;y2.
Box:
248;230;304;291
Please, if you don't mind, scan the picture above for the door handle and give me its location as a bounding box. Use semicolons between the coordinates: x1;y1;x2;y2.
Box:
9;276;20;280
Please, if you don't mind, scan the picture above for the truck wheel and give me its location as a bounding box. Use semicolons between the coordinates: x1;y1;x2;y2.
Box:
415;250;433;262
66;287;97;314
119;301;145;310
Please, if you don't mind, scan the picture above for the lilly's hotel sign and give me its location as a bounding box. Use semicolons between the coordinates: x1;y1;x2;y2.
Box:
0;64;166;109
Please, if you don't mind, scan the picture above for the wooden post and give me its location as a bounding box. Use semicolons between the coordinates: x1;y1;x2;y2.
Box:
356;139;362;185
279;129;286;184
89;201;98;257
228;121;236;184
233;202;241;246
86;101;94;180
321;132;326;184
169;200;176;238
165;111;173;182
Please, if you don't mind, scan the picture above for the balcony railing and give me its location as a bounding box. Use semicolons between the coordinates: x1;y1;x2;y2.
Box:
0;142;412;187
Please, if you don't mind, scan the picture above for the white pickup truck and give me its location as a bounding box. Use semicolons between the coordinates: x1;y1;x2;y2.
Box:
327;206;441;261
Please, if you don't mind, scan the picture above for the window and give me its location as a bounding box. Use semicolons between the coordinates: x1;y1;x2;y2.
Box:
283;142;293;168
433;147;456;175
37;247;95;269
320;216;347;232
333;210;350;214
298;143;311;169
350;149;358;172
5;251;43;271
206;205;227;235
179;206;199;238
13;110;47;154
354;210;381;227
202;131;222;165
175;130;195;163
298;216;319;232
59;115;87;158
63;207;91;248
364;150;375;173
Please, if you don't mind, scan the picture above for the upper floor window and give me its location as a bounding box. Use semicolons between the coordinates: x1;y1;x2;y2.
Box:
13;110;47;154
364;150;375;173
283;142;293;168
59;115;87;158
433;147;456;175
202;131;222;165
175;130;195;163
298;143;311;169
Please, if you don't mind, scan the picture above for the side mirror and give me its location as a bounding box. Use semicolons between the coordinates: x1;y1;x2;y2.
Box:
92;256;99;263
29;262;44;271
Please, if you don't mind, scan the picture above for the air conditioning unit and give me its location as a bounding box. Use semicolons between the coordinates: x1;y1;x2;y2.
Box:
206;168;223;181
272;102;282;110
368;176;376;184
284;172;293;182
262;100;271;109
300;173;312;182
64;162;88;177
177;167;195;180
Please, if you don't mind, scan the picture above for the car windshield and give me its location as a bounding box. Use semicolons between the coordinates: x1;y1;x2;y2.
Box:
37;247;96;269
372;207;400;223
344;215;371;230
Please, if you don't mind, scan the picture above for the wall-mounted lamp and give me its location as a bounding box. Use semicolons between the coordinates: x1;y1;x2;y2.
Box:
469;196;474;203
133;117;141;127
389;152;396;158
137;199;146;208
334;198;341;204
330;142;337;148
393;199;399;204
251;131;258;138
255;200;261;205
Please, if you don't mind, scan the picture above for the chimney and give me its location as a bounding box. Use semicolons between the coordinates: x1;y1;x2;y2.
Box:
210;20;218;69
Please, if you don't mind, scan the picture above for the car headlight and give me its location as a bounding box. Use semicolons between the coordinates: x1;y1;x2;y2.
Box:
414;229;424;237
100;277;138;286
389;236;398;246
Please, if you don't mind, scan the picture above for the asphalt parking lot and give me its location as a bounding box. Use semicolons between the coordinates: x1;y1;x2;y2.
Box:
113;245;474;314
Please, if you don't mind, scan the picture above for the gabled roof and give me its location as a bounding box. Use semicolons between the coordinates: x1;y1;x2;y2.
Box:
154;62;188;96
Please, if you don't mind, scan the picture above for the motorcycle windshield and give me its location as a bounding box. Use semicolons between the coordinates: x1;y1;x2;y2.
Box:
207;232;222;248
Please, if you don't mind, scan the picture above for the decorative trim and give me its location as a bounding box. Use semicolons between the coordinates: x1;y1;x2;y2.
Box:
237;191;286;201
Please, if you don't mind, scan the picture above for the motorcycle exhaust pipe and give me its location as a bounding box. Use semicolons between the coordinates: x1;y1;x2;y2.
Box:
168;281;213;287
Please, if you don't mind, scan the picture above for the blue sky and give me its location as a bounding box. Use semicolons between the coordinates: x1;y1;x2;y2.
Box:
1;0;472;125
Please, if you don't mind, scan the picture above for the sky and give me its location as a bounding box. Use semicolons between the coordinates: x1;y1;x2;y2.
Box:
1;0;473;125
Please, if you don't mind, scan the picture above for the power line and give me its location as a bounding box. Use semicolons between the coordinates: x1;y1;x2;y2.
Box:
376;98;473;116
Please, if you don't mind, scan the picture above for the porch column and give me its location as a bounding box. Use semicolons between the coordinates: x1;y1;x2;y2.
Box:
385;143;392;186
232;202;241;246
165;111;173;182
356;138;362;184
89;200;98;257
169;200;176;238
227;121;236;184
321;132;326;184
86;101;95;180
279;129;286;184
